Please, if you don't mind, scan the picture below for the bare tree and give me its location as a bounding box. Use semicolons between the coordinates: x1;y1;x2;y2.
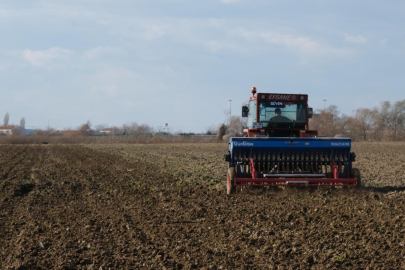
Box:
20;117;26;128
94;124;107;132
122;122;151;136
79;120;92;136
122;123;135;135
107;126;121;136
378;100;405;140
217;124;227;140
3;112;9;126
346;108;378;141
228;116;247;136
138;124;151;135
309;105;346;137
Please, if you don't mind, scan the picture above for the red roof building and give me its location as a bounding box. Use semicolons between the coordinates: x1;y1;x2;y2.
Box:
0;125;24;135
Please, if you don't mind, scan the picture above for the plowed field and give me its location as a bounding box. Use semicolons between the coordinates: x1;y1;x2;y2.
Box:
1;143;405;269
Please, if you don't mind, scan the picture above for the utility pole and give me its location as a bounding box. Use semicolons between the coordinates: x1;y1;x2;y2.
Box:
229;100;232;124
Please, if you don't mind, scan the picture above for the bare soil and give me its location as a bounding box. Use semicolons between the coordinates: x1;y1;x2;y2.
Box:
1;143;405;269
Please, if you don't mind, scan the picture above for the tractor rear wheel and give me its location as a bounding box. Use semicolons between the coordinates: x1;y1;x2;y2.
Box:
227;167;236;195
351;167;361;187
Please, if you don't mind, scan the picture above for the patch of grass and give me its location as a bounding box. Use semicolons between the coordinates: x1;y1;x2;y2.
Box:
336;253;345;262
131;181;143;189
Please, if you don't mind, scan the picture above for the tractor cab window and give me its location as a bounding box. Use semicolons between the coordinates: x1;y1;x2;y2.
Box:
247;100;257;128
259;101;306;128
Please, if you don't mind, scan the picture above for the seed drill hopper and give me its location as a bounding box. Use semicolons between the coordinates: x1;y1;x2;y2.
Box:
224;88;360;194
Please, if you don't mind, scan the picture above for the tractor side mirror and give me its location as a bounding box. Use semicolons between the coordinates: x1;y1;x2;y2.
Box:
308;108;313;118
242;106;249;117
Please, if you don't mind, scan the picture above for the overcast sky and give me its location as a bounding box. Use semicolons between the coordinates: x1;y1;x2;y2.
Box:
1;0;404;132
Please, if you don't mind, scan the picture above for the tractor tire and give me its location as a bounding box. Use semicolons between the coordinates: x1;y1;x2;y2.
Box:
227;167;236;195
350;167;361;187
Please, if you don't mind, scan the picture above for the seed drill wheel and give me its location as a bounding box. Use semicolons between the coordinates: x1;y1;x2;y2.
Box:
227;167;236;195
351;167;362;187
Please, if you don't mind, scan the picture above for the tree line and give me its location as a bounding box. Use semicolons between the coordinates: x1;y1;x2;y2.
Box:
4;98;405;141
310;100;405;141
215;99;405;141
78;121;154;136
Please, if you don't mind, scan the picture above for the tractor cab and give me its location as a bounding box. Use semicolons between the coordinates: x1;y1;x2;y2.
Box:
242;87;316;137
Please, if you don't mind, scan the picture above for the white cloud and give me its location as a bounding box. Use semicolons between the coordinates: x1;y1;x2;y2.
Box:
22;47;74;67
204;40;242;53
344;34;367;44
0;9;20;23
379;39;387;47
91;84;118;96
105;18;180;41
82;46;124;60
236;29;351;56
0;63;7;72
84;66;143;99
141;23;173;40
0;9;13;19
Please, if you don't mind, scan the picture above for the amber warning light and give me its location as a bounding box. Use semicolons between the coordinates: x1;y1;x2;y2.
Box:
251;87;257;94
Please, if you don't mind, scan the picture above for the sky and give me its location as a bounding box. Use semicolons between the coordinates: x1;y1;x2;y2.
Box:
1;0;405;132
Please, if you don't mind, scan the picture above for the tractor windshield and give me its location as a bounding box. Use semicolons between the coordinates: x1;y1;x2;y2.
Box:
259;101;307;128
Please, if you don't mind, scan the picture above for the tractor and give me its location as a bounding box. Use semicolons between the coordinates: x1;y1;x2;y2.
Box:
224;87;360;194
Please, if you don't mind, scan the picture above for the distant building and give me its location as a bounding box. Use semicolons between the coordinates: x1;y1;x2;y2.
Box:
49;130;80;136
100;127;120;135
0;125;24;135
25;129;37;136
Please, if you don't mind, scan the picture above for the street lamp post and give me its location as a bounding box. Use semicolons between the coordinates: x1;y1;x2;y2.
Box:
229;100;232;124
323;99;327;110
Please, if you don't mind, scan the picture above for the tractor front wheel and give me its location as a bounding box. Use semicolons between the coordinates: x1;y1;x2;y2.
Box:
227;167;236;195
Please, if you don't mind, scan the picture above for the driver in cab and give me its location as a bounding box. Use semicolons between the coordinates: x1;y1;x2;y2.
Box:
270;108;291;122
